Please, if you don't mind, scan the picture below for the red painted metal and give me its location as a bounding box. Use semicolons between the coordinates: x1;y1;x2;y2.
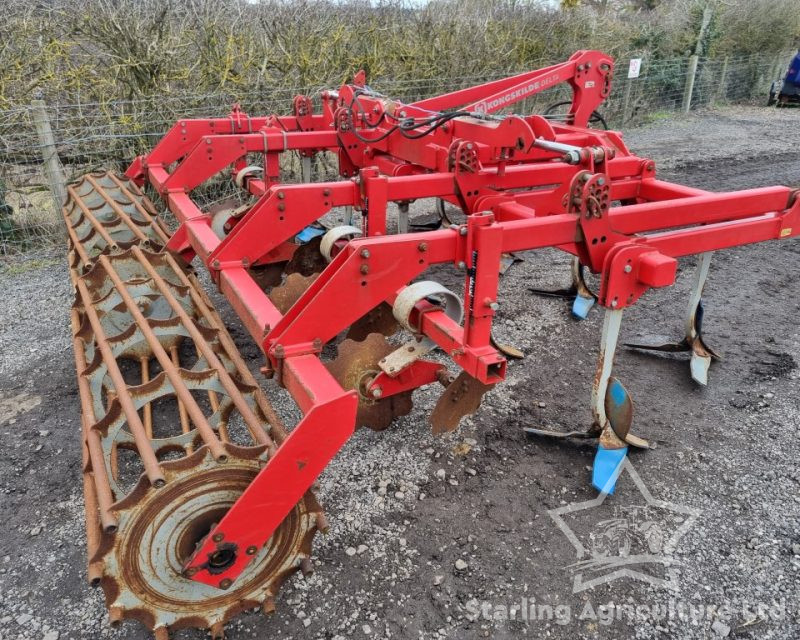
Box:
125;50;800;587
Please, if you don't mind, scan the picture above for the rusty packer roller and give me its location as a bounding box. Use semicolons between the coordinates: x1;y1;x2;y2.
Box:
64;171;325;638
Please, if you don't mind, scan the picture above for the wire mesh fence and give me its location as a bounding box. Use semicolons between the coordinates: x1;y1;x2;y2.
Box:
0;50;790;257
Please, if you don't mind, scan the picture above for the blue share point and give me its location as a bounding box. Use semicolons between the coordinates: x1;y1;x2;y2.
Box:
592;445;629;494
571;295;595;320
607;377;628;411
296;225;326;243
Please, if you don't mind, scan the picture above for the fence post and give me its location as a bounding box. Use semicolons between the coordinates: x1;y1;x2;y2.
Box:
31;96;67;218
621;77;633;124
682;55;699;113
715;56;729;103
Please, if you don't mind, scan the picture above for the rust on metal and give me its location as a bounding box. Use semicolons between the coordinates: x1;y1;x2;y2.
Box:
346;302;400;342
326;333;413;430
429;370;493;434
285;236;328;276
64;171;323;637
268;272;319;314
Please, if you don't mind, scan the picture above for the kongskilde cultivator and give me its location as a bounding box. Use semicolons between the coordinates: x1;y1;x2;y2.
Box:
64;51;799;637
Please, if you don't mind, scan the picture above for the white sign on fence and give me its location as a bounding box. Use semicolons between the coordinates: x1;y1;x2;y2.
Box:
628;58;642;79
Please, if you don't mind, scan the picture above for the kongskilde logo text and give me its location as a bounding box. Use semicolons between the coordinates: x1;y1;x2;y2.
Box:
473;74;560;113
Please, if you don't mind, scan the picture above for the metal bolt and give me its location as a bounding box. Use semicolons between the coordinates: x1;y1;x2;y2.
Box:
597;177;606;186
219;579;232;590
457;261;466;270
246;546;258;556
360;264;369;274
459;227;467;236
277;191;285;199
489;302;500;311
611;299;618;308
360;248;370;258
371;386;383;398
277;203;285;212
212;259;221;269
184;567;198;577
212;533;224;543
418;242;428;252
624;264;632;273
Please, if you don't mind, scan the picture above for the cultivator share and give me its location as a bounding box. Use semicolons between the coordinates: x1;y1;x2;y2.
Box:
62;51;799;637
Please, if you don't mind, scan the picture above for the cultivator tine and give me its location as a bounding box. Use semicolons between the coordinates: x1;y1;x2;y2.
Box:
430;371;494;434
625;252;720;384
490;334;525;360
498;252;523;275
525;309;651;492
397;202;410;233
64;171;324;637
529;257;597;319
591;310;629;494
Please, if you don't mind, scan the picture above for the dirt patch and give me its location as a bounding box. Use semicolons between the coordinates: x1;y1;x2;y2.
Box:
0;392;42;426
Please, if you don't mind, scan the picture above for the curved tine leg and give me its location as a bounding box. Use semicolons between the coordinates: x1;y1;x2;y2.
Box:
571;259;597;319
529;257;596;320
592;309;629;495
685;253;720;385
397;202;410;234
624;252;719;385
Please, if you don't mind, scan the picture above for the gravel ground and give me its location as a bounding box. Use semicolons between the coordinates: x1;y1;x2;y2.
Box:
0;105;799;640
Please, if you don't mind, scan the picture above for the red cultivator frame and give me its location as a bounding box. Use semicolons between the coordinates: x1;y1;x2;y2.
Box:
68;50;798;634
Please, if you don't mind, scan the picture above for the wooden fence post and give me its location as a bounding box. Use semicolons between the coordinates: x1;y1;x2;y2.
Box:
621;77;633;125
682;55;700;113
31;96;67;219
715;56;729;103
